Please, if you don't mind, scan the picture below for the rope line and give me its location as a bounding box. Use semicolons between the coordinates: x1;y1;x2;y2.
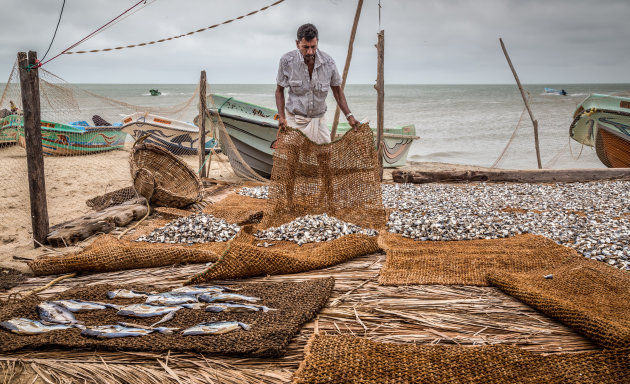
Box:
39;0;147;66
63;0;286;55
41;0;66;62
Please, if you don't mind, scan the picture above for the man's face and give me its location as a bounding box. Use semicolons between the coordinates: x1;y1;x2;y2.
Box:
296;38;318;62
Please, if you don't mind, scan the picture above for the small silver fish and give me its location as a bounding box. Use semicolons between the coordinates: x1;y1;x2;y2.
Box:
205;303;275;313
150;308;180;327
37;302;80;325
117;304;181;318
197;293;260;304
0;318;81;335
169;285;234;296
145;293;198;306
52;300;120;312
117;322;179;335
180;303;206;310
182;321;250;336
81;324;153;338
106;289;155;299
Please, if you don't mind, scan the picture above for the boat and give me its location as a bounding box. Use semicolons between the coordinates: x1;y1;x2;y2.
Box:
0;114;21;145
569;93;630;167
545;88;567;96
149;89;161;96
13;117;127;156
120;112;216;155
206;94;419;178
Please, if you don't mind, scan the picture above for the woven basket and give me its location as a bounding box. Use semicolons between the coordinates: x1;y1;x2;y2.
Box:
129;138;201;208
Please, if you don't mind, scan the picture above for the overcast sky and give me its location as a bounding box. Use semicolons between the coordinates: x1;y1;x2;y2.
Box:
1;0;629;84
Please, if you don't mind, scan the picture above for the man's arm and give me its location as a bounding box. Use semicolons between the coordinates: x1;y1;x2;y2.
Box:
331;85;359;130
275;84;287;130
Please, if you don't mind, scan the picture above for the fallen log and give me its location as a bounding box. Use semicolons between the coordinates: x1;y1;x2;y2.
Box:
47;198;148;247
392;168;630;184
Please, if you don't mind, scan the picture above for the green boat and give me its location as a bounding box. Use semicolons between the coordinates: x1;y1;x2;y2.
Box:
0;114;21;145
8;116;127;156
208;94;419;178
149;89;161;96
569;94;630;167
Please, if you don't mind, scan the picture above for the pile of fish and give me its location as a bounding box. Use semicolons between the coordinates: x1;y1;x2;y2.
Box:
0;285;275;338
237;186;269;199
254;213;378;245
136;213;240;244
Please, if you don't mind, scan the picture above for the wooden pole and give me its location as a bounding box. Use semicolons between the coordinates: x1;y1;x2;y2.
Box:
330;0;364;141
375;30;385;180
499;38;542;169
18;51;49;248
198;70;208;178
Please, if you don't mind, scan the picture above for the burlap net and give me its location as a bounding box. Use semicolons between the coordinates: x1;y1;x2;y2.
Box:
261;124;387;230
203;193;267;225
487;258;630;350
28;234;226;276
292;334;630;384
0;279;334;357
187;230;379;284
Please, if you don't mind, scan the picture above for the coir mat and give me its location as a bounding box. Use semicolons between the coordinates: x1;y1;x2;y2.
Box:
292;334;630;384
378;233;580;286
487;258;630;350
0;278;334;357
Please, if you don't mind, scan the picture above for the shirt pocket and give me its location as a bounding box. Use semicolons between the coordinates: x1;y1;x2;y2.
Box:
316;82;330;96
289;80;308;95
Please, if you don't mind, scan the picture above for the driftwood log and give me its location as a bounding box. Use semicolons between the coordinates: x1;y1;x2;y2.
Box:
47;198;148;247
392;168;630;184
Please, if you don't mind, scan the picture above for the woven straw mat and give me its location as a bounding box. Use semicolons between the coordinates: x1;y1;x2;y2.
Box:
292;334;630;384
187;231;379;284
0;279;334;357
261;124;387;230
378;233;580;286
203;193;267;225
487;257;630;350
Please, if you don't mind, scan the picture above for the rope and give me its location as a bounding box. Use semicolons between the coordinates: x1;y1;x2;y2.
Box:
41;0;66;62
24;272;77;297
117;198;151;240
63;0;286;55
39;0;147;66
491;93;531;168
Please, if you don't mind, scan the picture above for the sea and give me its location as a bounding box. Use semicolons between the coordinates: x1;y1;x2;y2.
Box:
47;83;630;169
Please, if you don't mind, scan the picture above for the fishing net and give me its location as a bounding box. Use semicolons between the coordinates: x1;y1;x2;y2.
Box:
0;278;334;357
293;334;630;384
28;234;226;276
0;268;29;292
187;231;379;284
487;258;630;350
378;233;580;286
202;193;267;225
261;124;386;230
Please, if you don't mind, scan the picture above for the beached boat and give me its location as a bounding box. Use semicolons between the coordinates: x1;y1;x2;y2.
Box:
207;94;419;178
0;114;21;145
120;112;216;155
569;94;630;167
13;118;127;156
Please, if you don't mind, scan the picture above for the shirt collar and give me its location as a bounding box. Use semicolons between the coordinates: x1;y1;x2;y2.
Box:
296;49;323;69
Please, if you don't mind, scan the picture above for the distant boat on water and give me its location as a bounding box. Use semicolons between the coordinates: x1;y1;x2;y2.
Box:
570;94;630;167
205;94;419;179
545;88;567;96
149;89;161;96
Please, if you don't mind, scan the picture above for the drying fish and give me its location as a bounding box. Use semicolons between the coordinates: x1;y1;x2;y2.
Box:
117;322;179;335
150;308;180;327
197;293;260;304
169;285;236;296
37;302;80;325
182;321;251;336
106;289;155;299
180;303;206;310
81;324;154;338
205;303;275;313
145;292;198;306
0;318;81;335
117;304;181;318
52;300;120;312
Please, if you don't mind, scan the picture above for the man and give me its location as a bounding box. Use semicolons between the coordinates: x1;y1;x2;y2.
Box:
276;23;359;144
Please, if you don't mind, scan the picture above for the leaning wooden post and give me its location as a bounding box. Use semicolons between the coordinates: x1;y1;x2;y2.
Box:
18;51;49;247
375;30;385;180
499;38;542;169
330;0;364;141
198;70;208;178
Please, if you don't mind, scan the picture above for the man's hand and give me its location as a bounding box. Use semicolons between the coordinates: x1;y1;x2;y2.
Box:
278;115;288;131
348;115;360;131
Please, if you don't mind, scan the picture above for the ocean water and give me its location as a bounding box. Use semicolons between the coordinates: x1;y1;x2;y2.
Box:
65;83;630;168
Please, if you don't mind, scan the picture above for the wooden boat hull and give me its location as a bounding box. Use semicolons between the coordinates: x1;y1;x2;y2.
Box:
121;112;215;155
0;115;21;145
569;94;630;167
209;94;419;178
14;118;126;156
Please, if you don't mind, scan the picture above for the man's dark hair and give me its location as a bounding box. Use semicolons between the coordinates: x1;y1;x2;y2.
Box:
297;23;318;41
